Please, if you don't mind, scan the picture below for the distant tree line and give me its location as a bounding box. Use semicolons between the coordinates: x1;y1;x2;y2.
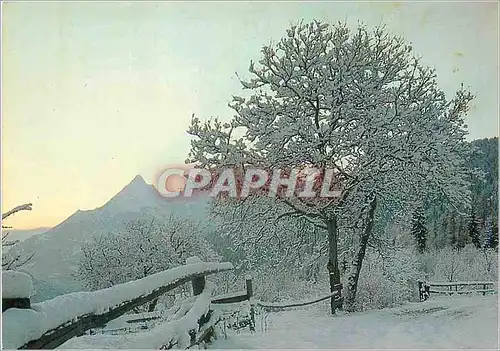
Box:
410;137;498;252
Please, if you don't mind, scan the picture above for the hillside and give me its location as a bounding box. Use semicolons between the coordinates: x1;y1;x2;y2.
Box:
7;175;210;302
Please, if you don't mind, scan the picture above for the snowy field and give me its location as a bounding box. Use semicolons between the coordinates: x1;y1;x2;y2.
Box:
57;295;498;349
214;295;498;349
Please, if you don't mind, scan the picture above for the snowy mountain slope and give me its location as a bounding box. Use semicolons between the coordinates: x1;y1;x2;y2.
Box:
3;227;51;243
7;175;211;302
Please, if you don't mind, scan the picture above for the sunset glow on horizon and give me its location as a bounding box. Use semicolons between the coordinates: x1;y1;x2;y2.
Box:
2;1;498;229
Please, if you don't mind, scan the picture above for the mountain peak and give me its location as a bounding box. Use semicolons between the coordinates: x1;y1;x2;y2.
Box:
100;174;163;213
123;174;150;192
131;174;146;184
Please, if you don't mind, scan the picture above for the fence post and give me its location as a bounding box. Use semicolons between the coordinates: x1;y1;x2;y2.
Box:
483;284;487;296
245;275;253;299
191;276;205;296
186;256;216;347
187;256;205;296
245;274;255;332
418;281;423;301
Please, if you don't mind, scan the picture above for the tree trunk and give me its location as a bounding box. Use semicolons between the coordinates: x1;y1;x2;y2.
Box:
326;215;341;314
344;195;377;312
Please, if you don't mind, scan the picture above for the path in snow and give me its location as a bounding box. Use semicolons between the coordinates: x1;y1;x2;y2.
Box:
214;295;498;349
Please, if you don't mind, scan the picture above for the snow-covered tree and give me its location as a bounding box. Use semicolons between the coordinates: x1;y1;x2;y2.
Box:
187;21;474;313
76;216;219;310
420;244;497;283
421;138;497;251
208;195;325;274
467;209;481;248
485;217;498;249
411;207;427;253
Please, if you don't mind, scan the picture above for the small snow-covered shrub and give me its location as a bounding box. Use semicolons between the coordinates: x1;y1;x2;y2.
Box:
237;263;328;303
342;245;498;312
350;249;420;311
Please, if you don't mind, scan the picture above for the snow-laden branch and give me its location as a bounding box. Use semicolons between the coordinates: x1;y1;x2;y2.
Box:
2;203;32;220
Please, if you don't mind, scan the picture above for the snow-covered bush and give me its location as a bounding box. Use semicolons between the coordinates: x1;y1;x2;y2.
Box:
211;242;497;313
251;265;330;303
420;245;498;282
349;245;498;312
76;216;220;292
347;248;420;311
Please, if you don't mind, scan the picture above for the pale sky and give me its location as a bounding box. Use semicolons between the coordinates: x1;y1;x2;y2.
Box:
1;1;498;229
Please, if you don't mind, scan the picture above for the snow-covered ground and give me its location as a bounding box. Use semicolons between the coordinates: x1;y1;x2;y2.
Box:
53;294;498;349
214;295;498;349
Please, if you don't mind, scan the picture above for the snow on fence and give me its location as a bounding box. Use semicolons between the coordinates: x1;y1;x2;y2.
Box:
211;275;256;332
69;281;219;349
418;280;496;301
2;271;33;311
2;258;233;349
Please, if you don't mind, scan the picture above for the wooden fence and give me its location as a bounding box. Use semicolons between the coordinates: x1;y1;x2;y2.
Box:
418;280;496;301
2;258;233;349
210;275;256;332
3;261;344;349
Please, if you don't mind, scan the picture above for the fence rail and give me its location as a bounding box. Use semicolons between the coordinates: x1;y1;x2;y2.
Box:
418;280;496;301
427;281;495;287
255;283;343;311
